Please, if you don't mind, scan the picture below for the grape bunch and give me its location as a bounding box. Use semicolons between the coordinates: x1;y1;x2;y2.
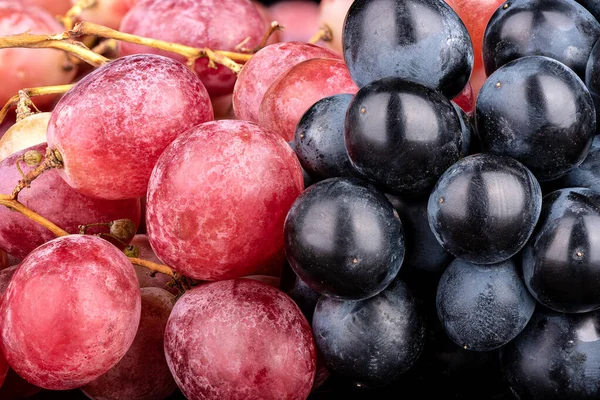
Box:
1;0;600;399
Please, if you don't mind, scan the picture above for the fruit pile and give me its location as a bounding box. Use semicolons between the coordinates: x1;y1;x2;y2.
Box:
1;0;600;399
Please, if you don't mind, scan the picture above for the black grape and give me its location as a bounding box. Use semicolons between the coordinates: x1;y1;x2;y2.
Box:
428;153;542;265
284;177;405;301
522;187;600;313
342;0;473;99
483;0;600;79
436;258;536;351
476;55;595;181
345;77;462;197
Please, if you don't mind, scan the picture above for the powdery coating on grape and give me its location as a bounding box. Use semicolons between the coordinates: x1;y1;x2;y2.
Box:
129;235;177;295
0;2;76;108
0;144;141;259
0;235;141;390
436;258;536;351
259;57;359;141
233;42;341;123
119;0;265;97
82;287;177;400
146;120;304;281
46;54;213;200
164;279;316;400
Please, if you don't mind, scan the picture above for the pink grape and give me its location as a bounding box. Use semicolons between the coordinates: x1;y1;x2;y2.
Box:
81;287;177;400
71;0;136;30
164;279;316;400
252;0;281;44
130;234;178;295
46;54;213;200
0;112;50;162
0;235;141;390
119;0;266;97
258;57;359;141
232;41;341;123
23;0;71;17
318;0;354;53
146;120;304;281
0;144;141;259
268;1;320;43
0;2;77;109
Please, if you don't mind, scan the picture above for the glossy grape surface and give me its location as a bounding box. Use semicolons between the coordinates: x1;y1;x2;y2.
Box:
284;177;405;300
545;136;600;193
294;93;358;180
483;0;600;79
522;188;600;313
477;56;595;181
428;153;542;264
345;77;462;197
343;0;474;99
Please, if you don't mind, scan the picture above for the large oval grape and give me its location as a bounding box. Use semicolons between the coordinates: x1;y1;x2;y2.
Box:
476;56;595;181
0;235;141;390
46;54;213;200
146;120;303;281
428;153;542;264
343;0;473;98
164;279;316;400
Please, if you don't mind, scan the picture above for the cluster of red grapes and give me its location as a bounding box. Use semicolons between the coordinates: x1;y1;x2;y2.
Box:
1;0;600;399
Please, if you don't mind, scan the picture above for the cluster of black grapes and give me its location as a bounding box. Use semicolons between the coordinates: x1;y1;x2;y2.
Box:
283;0;600;399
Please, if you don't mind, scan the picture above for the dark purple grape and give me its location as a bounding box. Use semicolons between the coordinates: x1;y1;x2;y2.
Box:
522;188;600;313
342;0;473;99
428;153;542;264
483;0;600;79
544;136;600;193
476;56;595;181
436;258;536;351
345;77;462;197
312;277;426;388
284;177;404;301
386;194;453;275
288;140;315;189
294;94;358;180
279;262;321;323
452;101;479;158
576;0;600;21
585;38;600;131
500;307;600;400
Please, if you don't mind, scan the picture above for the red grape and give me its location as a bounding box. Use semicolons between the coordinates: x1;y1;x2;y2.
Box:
452;81;475;116
443;0;506;96
232;41;341;123
0;353;6;390
268;1;320;43
130;234;177;294
146;120;304;281
0;235;141;390
0;144;141;259
252;0;281;44
0;2;76;109
259;57;358;141
46;54;213;200
0;112;50;162
0;250;7;271
119;0;266;97
81;287;177;400
163;279;316;400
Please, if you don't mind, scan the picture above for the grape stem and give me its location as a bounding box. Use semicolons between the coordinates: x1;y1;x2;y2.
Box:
69;21;249;72
0;193;177;277
10;147;64;201
59;0;97;31
0;84;75;126
308;24;334;45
